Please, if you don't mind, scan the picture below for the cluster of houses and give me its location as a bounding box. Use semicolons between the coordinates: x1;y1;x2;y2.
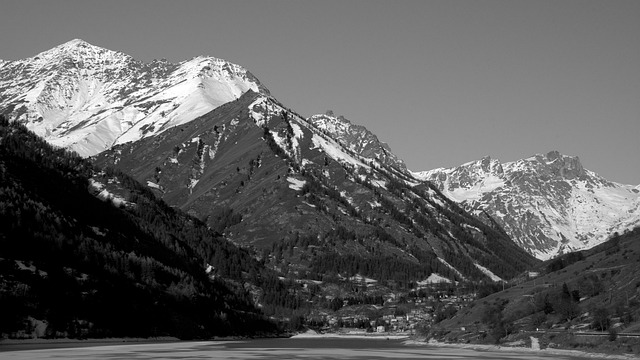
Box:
312;289;478;333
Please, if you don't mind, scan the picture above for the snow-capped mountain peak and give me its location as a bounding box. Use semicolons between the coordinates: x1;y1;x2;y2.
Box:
0;39;268;157
419;151;640;259
22;39;135;77
37;38;126;59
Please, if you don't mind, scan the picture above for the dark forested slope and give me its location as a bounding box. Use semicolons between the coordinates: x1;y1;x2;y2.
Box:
0;116;280;339
426;227;640;355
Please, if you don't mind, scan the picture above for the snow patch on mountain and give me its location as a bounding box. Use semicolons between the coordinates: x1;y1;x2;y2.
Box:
290;122;304;151
311;133;370;170
438;258;465;280
417;274;451;285
287;177;306;191
474;263;503;282
370;179;387;189
89;179;131;207
247;96;277;127
147;181;162;190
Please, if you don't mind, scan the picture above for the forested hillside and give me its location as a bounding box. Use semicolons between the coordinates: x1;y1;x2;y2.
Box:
0;116;286;339
425;227;640;355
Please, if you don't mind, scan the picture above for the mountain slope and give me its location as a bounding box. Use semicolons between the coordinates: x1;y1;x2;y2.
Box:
416;151;640;259
93;90;539;284
0;117;279;339
0;39;267;157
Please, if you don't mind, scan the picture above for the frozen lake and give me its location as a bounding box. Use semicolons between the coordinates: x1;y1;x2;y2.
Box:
0;337;595;359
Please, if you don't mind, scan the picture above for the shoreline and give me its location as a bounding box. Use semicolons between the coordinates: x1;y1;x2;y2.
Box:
293;331;637;359
407;338;639;360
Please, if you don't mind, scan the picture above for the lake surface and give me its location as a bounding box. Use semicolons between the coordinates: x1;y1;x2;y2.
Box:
0;337;594;359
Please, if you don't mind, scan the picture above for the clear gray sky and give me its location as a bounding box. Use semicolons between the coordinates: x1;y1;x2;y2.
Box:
1;0;638;184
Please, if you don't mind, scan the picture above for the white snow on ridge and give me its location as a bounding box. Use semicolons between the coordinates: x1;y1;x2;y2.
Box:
417;273;451;286
208;129;224;161
290;122;304;158
474;263;502;282
146;181;161;190
89;179;131;207
415;167;505;203
438;258;465;280
370;179;387;189
110;57;257;151
188;178;200;190
248;97;268;126
205;264;214;274
287;177;306;191
311;133;370;170
248;96;280;127
412;169;440;182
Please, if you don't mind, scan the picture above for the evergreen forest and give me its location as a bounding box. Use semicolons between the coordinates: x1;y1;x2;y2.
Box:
0;116;289;339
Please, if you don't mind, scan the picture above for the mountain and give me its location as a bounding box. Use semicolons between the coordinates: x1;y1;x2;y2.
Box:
1;40;539;288
0;39;267;157
415;151;640;259
93;90;538;283
0;117;278;339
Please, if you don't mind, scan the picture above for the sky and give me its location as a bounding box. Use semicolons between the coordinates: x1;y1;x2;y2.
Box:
1;0;639;184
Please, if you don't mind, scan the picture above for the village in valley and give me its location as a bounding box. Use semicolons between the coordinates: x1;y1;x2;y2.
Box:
300;275;480;335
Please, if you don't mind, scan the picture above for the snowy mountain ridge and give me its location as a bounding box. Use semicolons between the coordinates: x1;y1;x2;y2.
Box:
0;39;267;156
307;111;409;175
415;151;640;259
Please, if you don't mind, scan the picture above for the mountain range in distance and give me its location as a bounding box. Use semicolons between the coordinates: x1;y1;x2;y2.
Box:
1;39;638;264
415;152;640;260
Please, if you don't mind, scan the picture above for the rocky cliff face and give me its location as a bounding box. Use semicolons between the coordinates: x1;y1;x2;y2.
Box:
416;151;640;259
